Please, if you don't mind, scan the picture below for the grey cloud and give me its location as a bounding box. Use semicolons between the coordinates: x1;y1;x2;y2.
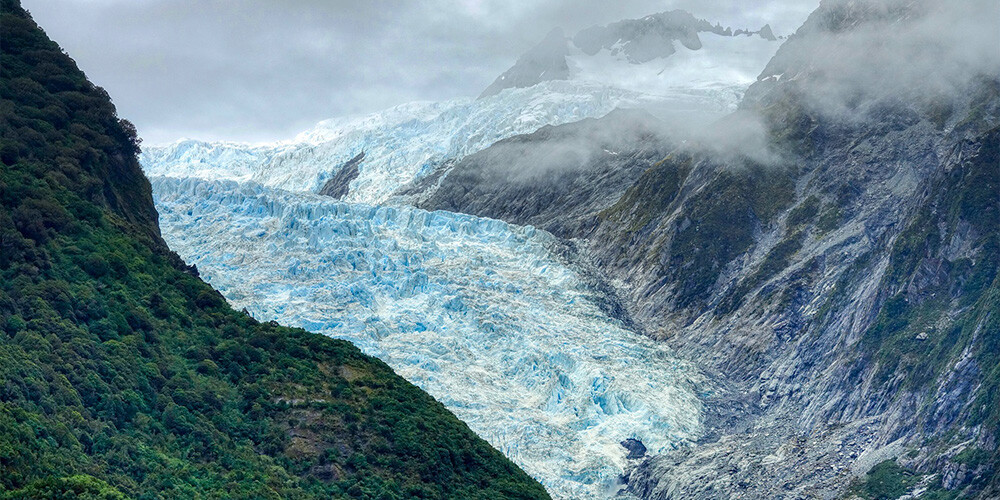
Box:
22;0;815;144
754;0;1000;120
686;110;782;165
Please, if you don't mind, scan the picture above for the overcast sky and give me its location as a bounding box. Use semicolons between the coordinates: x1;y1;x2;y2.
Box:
22;0;816;144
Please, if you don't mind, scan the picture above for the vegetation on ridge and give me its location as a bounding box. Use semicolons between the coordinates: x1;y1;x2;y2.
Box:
0;1;549;498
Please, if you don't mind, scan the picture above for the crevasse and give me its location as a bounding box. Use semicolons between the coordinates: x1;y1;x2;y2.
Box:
152;176;703;499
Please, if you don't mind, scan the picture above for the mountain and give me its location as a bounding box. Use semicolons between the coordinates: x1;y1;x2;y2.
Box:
0;2;548;498
131;8;794;497
479;28;572;99
429;0;1000;497
481;10;780;99
140;12;780;209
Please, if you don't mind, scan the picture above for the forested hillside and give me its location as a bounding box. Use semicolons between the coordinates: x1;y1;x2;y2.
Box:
0;2;549;498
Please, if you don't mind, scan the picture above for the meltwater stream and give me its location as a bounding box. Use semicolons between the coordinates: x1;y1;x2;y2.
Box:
152;177;702;498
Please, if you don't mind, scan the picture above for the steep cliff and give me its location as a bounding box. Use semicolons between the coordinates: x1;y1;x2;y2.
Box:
0;2;548;498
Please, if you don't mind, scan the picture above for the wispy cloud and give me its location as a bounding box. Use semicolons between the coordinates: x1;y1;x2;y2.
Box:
22;0;816;143
756;0;1000;119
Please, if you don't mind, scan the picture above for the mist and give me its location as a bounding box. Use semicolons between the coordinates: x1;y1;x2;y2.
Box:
755;0;1000;119
664;0;1000;168
463;109;674;182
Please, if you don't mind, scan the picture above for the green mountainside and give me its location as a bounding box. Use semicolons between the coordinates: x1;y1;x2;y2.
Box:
0;2;549;498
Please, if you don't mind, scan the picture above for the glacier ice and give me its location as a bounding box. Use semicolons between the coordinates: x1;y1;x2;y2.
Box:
140;76;764;207
152;176;703;498
141;81;661;205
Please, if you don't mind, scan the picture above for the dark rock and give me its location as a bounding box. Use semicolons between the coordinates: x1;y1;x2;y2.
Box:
622;438;648;459
758;24;777;41
573;10;723;63
310;463;341;481
318;151;365;199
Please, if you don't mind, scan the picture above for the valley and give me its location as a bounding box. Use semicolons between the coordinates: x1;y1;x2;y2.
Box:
5;0;997;498
151;176;703;497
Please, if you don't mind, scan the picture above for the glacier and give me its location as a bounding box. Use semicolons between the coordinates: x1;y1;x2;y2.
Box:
141;82;662;205
137;22;786;497
140;78;765;207
152;176;703;498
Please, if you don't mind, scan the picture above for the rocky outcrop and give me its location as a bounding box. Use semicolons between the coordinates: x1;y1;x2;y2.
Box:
758;24;777;41
317;151;364;199
622;438;649;460
573;10;719;63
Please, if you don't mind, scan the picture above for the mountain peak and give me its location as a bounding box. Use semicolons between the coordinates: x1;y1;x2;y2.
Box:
572;9;712;62
758;23;777;41
479;9;780;99
479;27;570;98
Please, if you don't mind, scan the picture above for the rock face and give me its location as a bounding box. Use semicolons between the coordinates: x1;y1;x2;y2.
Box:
317;151;364;199
601;0;1000;496
757;24;777;41
428;0;1000;497
572;10;716;62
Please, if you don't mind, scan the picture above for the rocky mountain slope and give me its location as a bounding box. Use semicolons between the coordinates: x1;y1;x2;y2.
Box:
422;0;1000;498
405;108;672;239
0;2;548;498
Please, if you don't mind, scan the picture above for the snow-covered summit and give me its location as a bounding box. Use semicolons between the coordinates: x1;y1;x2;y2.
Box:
481;9;781;98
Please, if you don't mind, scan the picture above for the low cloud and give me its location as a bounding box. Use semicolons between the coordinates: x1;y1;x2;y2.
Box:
684;110;782;165
758;0;1000;119
22;0;815;144
469;109;674;181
